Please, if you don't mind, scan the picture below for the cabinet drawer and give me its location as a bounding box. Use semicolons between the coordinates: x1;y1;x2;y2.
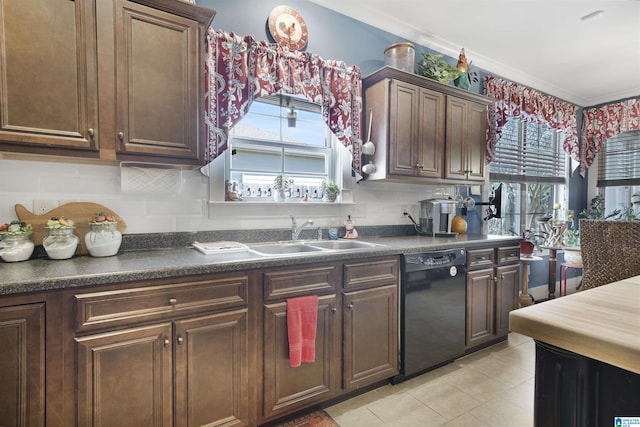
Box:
497;246;520;265
74;274;249;333
343;257;399;290
467;249;495;269
263;264;338;301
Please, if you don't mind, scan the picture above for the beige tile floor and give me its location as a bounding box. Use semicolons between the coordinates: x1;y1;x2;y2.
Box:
326;333;535;427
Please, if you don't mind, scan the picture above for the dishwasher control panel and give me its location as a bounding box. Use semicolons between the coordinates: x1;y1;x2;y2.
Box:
404;249;465;268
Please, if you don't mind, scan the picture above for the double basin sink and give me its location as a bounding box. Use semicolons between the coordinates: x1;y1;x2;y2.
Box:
195;239;382;263
250;239;379;255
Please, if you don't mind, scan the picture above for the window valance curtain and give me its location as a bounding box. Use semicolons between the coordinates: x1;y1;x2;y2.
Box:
205;29;363;173
483;76;578;167
581;97;640;172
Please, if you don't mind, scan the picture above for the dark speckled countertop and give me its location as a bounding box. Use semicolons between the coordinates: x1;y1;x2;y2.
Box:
0;234;520;296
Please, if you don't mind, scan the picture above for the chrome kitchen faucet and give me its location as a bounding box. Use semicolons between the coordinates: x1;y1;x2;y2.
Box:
290;215;314;240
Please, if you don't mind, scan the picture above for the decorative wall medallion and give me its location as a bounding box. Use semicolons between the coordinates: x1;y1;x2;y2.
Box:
268;5;308;50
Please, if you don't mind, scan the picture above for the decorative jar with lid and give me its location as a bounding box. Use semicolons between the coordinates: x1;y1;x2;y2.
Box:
0;220;35;262
43;217;79;260
85;213;122;257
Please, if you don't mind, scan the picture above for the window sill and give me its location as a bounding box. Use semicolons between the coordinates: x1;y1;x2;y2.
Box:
208;200;355;206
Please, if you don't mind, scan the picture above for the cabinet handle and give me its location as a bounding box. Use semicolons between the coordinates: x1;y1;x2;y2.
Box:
330;307;337;313
88;128;95;137
164;338;170;347
118;132;124;140
168;298;178;306
346;302;354;310
493;276;498;283
415;163;423;169
501;274;505;280
177;336;184;345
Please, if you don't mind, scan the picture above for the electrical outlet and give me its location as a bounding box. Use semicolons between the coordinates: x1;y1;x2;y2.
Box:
33;200;57;215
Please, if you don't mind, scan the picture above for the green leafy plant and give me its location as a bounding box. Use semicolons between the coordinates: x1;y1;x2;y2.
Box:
419;53;463;84
563;229;580;247
271;174;292;191
321;179;340;195
580;194;620;219
612;204;640;221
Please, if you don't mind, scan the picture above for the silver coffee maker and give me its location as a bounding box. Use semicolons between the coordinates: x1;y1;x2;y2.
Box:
419;199;458;237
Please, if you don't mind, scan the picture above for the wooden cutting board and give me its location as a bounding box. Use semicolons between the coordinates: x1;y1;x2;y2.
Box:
15;202;127;256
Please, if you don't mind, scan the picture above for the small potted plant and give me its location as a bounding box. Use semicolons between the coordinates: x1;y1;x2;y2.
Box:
521;229;543;257
419;53;463;84
321;179;340;202
271;174;292;202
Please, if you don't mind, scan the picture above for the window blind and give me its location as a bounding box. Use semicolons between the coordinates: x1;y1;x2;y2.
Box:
598;130;640;187
490;118;566;183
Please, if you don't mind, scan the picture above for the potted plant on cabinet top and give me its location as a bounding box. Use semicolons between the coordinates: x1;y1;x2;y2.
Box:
321;179;340;202
419;53;463;84
271;174;292;202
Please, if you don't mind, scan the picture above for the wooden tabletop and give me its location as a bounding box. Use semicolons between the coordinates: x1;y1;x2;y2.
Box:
509;275;640;374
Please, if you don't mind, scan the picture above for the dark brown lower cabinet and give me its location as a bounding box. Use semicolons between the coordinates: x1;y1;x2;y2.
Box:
260;257;399;424
495;264;519;337
70;273;250;427
0;302;45;427
174;310;248;427
262;295;340;420
466;245;520;349
76;310;249;427
343;285;398;390
76;323;174;427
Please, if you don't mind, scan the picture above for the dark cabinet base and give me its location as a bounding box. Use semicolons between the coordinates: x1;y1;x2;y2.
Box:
534;341;640;427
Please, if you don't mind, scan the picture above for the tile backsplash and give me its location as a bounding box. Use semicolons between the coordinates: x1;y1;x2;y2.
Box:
0;158;460;234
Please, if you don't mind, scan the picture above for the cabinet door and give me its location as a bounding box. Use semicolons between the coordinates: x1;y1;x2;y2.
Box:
416;88;445;178
262;295;339;420
466;101;488;181
445;97;488;182
0;0;98;152
343;285;398;390
114;0;202;162
174;309;248;427
76;323;173;427
466;268;495;348
445;97;468;180
0;303;45;427
389;80;419;176
495;264;519;337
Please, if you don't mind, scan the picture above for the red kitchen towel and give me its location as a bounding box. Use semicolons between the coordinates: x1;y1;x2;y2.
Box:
287;295;319;367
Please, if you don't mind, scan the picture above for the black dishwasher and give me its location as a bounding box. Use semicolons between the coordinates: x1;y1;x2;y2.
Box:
393;249;467;383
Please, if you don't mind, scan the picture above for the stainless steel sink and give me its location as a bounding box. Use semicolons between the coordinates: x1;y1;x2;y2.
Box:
307;240;379;250
250;243;324;256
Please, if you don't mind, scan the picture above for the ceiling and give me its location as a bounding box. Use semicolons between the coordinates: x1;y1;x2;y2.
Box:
309;0;640;107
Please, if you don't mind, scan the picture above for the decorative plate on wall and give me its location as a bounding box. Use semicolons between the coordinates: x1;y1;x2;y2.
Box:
268;5;308;51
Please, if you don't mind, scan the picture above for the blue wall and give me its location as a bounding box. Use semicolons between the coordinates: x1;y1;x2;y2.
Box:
200;0;489;92
201;0;587;293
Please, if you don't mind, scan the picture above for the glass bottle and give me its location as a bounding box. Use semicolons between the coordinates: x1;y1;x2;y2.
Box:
85;222;122;257
0;232;35;262
43;228;79;260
